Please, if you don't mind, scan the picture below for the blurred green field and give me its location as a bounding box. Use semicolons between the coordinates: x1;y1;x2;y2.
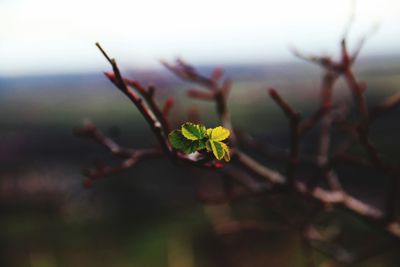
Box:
1;57;400;266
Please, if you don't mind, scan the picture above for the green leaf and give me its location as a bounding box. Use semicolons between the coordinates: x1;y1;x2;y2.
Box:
169;123;230;160
184;140;206;154
198;124;206;136
205;140;212;152
221;142;230;162
206;128;213;138
184;141;199;154
168;130;190;149
181;123;206;140
209;140;225;160
210;126;230;141
197;139;207;151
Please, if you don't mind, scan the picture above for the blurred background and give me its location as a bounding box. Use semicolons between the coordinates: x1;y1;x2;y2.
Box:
1;0;400;266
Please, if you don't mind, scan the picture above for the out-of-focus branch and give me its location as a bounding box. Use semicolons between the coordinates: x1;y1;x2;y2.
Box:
187;89;215;100
75;120;135;158
162;97;175;118
284;35;400;241
83;149;162;184
341;40;369;119
233;150;286;184
295;182;382;219
314;70;342;192
268;88;301;184
162;59;215;89
78;37;400;246
75;120;163;186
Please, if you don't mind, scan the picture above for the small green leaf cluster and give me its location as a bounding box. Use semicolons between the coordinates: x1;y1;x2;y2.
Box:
168;123;230;161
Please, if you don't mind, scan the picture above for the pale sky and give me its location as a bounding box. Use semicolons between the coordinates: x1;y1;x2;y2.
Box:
0;0;399;76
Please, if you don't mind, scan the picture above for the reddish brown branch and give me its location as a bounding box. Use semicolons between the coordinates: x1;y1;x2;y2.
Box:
75;120;163;183
299;71;337;135
162;97;174;117
343;68;369;119
298;108;326;135
221;78;232;96
124;79;171;133
101;66;172;157
187;89;215;100
314;70;340;191
75;120;135;158
161;59;214;89
268;88;301;184
268;88;299;120
356;125;384;169
233;150;286;184
83;148;162;182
